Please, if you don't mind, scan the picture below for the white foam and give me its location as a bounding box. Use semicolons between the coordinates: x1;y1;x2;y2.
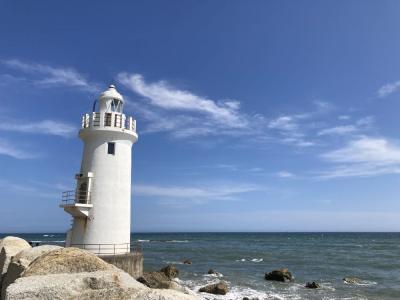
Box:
165;240;189;243
251;258;263;262
137;239;150;242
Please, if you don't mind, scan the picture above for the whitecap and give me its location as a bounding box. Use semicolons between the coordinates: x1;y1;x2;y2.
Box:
235;258;246;262
43;234;49;237
137;239;150;242
165;240;189;243
251;258;263;262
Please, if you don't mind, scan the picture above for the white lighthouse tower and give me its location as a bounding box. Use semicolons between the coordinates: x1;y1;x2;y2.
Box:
60;85;138;255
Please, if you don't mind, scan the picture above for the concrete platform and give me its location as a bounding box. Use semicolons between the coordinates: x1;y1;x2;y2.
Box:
100;252;143;279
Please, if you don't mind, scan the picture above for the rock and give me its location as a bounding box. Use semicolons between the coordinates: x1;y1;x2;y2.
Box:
182;259;192;265
5;270;201;300
199;280;229;295
1;245;61;299
0;237;31;285
137;271;171;289
305;281;320;289
207;269;217;275
22;247;113;277
343;277;362;284
160;265;179;279
264;268;293;282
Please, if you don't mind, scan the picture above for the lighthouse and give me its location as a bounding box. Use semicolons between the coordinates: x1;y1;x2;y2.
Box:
60;85;138;256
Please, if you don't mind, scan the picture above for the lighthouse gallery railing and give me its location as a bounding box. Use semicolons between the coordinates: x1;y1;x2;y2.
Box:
81;112;136;132
69;242;142;255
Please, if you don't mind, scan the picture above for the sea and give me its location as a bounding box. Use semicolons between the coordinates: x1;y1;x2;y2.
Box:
1;232;399;300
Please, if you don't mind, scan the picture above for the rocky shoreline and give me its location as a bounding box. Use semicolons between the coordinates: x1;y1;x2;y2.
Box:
0;236;202;300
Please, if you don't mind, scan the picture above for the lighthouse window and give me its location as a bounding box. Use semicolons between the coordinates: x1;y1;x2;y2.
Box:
111;99;122;113
107;142;115;155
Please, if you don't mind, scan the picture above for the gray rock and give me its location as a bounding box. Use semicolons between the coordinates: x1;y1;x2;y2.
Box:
305;281;320;289
182;259;192;265
5;270;201;300
343;277;362;284
160;265;179;279
0;237;31;287
22;247;113;277
1;245;61;299
199;281;229;295
137;271;171;289
265;268;293;282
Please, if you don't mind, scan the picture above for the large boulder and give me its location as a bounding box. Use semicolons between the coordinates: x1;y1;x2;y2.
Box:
22;247;113;277
1;245;61;299
265;268;293;282
0;237;31;284
5;270;201;300
160;265;179;279
137;271;171;289
199;281;229;295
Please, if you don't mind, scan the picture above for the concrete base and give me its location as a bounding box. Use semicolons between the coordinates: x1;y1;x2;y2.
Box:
101;252;143;279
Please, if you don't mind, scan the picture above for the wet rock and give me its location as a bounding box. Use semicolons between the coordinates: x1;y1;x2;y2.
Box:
207;269;217;275
182;259;192;265
160;265;179;279
343;277;362;284
305;281;320;289
264;268;293;282
199;280;229;295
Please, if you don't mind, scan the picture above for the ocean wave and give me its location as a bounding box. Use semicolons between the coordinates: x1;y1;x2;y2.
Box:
30;240;65;243
164;261;185;265
235;258;263;262
137;239;150;242
165;240;189;243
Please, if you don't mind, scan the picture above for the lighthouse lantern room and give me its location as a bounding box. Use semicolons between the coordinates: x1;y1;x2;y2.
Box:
60;85;138;255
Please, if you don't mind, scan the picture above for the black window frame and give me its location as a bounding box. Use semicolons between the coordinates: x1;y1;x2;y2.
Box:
107;142;115;155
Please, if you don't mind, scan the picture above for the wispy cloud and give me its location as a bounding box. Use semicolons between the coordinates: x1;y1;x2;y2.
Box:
319;136;400;178
267;114;314;147
276;171;295;178
317;116;374;137
118;72;247;128
377;80;400;98
0;138;37;159
0;119;76;137
1;59;100;93
134;183;263;204
318;125;357;136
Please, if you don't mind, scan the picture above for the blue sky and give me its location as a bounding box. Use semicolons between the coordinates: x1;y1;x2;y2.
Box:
1;0;400;232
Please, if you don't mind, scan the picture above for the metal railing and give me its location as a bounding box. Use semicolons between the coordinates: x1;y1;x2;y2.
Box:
61;190;91;205
81;112;136;132
69;241;142;255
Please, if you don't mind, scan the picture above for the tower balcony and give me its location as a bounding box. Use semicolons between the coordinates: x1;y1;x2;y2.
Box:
59;190;93;218
81;112;136;132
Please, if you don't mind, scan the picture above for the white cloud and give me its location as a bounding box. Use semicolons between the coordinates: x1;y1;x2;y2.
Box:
318;125;357;136
338;115;351;120
118;72;246;128
134;183;262;203
1;59;99;93
319;136;400;178
0;119;76;137
277;171;295;178
0;138;36;159
317;116;374;137
377;80;400;98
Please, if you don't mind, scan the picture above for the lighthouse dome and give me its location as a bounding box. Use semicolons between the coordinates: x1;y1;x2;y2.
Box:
98;85;124;113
